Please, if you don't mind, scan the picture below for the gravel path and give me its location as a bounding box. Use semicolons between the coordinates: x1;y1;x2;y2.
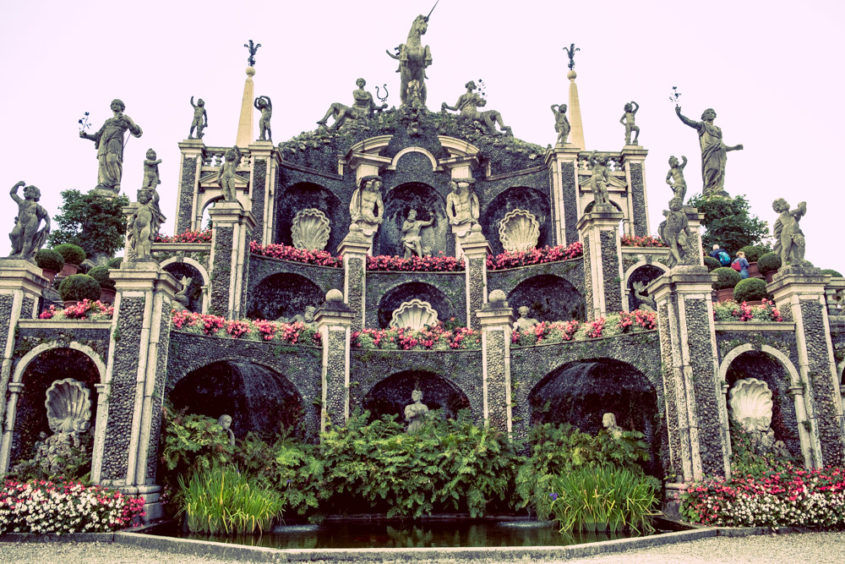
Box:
1;531;843;563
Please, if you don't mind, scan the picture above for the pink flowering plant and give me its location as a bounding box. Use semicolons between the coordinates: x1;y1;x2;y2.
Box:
171;310;321;345
351;321;481;351
511;310;657;346
250;241;343;268
0;478;145;534
39;300;114;321
155;229;212;244
713;299;783;322
621;235;667;248
487;242;583;271
367;252;464;272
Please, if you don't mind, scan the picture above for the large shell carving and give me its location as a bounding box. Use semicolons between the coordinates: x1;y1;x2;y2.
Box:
291;208;331;251
45;378;92;434
728;378;773;432
498;209;540;253
390;299;439;330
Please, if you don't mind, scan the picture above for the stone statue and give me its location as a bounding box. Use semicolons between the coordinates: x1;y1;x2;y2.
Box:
675;105;743;196
632;281;656;311
244;40;261;67
217;414;235;446
773;199;807;267
665;155;688;204
387;11;434;108
401;209;434;258
441;81;512;136
602;412;624;439
658;197;689;267
189;96;208;139
128;188;157;261
446;179;480;233
563;43;580;71
317;78;387;130
404;388;429;433
349;175;384;236
512;306;539;333
142;148;161;190
79;99;143;193
217;147;241;202
551;103;570;146
588;153;612;208
285;305;317;327
174;276;193;309
8;181;49;261
620;101;640;145
254;95;272;142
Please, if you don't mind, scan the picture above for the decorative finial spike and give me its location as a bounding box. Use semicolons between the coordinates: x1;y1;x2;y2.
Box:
243;39;262;67
562;43;580;71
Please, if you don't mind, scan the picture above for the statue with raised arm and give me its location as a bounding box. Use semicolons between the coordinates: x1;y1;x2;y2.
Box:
442;81;512;136
401;209;434;258
446;179;480;232
551;103;570;146
387;8;435;108
217;146;241;202
317;78;387;130
665;155;688;203
349;175;384;236
772;198;807;267
8;181;50;261
254;95;272;142
620;101;640;145
675;105;743;196
189;96;208;139
79;99;143;193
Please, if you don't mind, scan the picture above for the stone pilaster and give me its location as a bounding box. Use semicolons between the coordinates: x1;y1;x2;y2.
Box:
175;139;204;234
680;209;705;267
459;226;490;331
338;229;371;332
477;290;514;434
620;145;649;238
315;290;354;432
545;147;581;246
93;264;178;521
769;267;843;467
577;209;624;320
650;266;730;481
208;202;255;318
248;141;277;244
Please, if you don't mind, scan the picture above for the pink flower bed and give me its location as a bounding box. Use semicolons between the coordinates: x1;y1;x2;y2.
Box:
352;322;481;351
511;310;657;346
171;310;321;345
487;242;583;270
621;235;666;248
713;299;783;322
367;253;464;272
39;300;114;321
155;229;212;244
250;241;342;268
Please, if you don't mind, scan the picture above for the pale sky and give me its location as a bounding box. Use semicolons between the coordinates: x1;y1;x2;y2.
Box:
1;0;843;273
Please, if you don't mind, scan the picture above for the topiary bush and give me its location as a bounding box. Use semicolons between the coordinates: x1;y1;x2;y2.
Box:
757;252;782;276
87;266;115;290
107;257;123;269
703;256;720;271
34;249;64;272
53;243;86;266
733;278;768;303
821;269;843;278
738;245;770;263
713;267;741;290
58;274;101;302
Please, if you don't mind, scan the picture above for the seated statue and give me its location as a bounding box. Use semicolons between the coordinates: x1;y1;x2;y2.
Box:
317;78;387;130
512;306;539;332
441;81;512;136
286;305;317;327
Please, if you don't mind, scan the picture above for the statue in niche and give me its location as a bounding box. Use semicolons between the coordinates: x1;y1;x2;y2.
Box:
317;78;387;130
254;95;273;141
551;103;570;146
675;105;743;196
217;146;241;202
217;414;235;446
8;181;50;262
773;198;807;267
174;276;193;309
729;378;792;461
441;81;512;136
349;175;384;236
127;188;157;261
189;96;208;139
632;281;656;311
588;153;612;208
404;388;429;433
284;305;317;327
658;197;690;267
512;306;539;333
446;179;480;235
31;378;91;475
665;155;688;204
401;209;434;258
79;99;143;193
602;412;624;439
619;101;640;145
387;10;434;108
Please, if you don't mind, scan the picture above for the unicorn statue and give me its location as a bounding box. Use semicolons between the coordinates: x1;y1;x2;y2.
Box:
386;3;438;108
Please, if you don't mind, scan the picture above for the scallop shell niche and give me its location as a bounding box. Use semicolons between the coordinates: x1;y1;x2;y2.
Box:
390;299;439;330
498;209;540;253
728;378;773;432
45;378;92;434
291;208;331;251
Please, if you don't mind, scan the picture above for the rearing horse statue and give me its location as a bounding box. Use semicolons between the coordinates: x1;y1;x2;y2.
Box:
387;13;433;108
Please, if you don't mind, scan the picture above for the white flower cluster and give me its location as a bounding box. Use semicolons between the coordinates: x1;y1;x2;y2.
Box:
717;489;845;527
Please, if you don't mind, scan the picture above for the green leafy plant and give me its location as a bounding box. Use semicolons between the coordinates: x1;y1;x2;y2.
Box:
733;278;767;303
48;190;129;258
687;194;769;255
738;245;770;263
703;256;720;271
757;252;782;276
53;243;86;266
107;257;123;269
58;274;101;302
9;431;94;483
821;269;843;278
87;266;115;290
34;249;64;272
712;267;741;290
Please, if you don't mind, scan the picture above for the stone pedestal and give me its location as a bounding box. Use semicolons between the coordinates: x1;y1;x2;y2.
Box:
577;209;624;320
650;266;730;481
208;202;255;318
620;145;649;238
680;209;705;266
175;139;204;235
315;291;355;432
459;226;490;331
338;229;371;332
544;147;581;246
477;290;514;434
248;141;278;245
769;266;843;466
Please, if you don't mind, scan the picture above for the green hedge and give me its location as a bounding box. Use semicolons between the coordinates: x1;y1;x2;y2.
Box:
757;252;781;275
34;249;64;272
53;243;86;266
58;274;101;302
87;266;115;290
703;256;720;271
738;245;770;263
713;267;741;290
733;277;768;302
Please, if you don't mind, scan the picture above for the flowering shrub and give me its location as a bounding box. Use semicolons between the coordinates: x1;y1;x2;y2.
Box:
511;310;657;346
250;241;342;268
681;466;845;528
367;253;464;272
713;299;783;322
487;242;583;270
621;235;666;248
39;300;114;321
351;322;481;351
0;479;145;534
171;310;321;345
155;229;212;244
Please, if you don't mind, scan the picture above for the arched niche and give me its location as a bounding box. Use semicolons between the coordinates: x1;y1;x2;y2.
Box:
162;259;207;313
625;264;665;311
376;182;448;257
507;274;585;322
362;370;470;424
169;361;305;439
248;272;324;320
276;182;344;252
482;187;551;255
200;196;223;230
377;282;454;329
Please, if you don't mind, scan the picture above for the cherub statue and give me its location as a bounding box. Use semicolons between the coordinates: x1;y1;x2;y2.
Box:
632;281;656;311
658;197;689;267
401;209;434;258
217;147;241;202
772;198;807;267
189;96;208;139
317;78;387;130
128;188;157;261
287;305;317;327
551;103;570;146
512;306;539;332
441;81;512;136
588;153;612;208
620;101;640;145
142;148;161;190
174;276;194;309
665;155;688;204
8;181;50;261
254;95;272;142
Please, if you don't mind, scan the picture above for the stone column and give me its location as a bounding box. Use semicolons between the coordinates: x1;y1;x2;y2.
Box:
769;267;843;467
459;225;490;331
248;141;277;245
545;147;581;246
650;266;730;481
620;145;649;238
0;382;25;474
93;264;178;521
338;228;371;332
175;139;204;234
477;290;514;434
577;208;624;320
315;290;354;432
208;202;255;318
